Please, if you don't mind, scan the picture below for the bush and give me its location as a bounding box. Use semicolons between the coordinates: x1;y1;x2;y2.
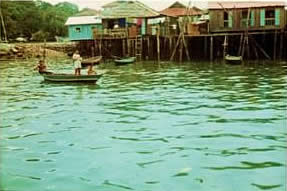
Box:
31;31;49;42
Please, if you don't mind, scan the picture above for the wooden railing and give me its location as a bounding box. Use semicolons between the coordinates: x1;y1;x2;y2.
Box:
93;28;127;39
265;18;275;26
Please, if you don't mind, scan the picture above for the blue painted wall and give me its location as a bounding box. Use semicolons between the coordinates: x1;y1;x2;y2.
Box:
68;24;102;41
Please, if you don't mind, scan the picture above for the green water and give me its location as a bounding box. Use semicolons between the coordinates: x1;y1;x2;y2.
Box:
0;59;286;191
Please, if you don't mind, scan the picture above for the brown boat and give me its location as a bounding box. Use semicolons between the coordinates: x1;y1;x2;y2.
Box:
81;56;102;67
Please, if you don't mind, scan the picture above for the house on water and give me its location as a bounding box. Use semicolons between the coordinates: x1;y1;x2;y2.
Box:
207;2;286;33
65;15;102;41
159;1;206;36
99;0;160;38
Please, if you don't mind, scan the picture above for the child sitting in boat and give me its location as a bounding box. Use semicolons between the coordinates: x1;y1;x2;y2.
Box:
34;59;52;74
87;65;96;75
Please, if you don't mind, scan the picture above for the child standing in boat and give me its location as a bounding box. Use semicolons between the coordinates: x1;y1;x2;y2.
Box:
72;50;82;76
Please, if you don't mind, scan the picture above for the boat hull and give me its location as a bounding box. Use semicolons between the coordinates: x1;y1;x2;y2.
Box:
41;73;103;82
114;57;136;65
225;55;242;65
81;56;102;67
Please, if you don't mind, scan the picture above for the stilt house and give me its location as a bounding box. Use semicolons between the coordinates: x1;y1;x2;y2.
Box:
159;1;205;36
208;2;286;33
65;16;102;41
98;0;159;39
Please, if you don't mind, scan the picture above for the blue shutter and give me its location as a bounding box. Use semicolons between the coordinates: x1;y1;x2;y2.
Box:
260;9;265;26
228;12;233;28
275;9;280;26
250;10;255;26
141;19;146;35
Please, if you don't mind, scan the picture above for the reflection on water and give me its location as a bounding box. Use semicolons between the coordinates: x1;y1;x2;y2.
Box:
0;59;286;191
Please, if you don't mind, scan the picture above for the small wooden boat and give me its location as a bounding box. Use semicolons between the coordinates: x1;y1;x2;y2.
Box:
114;57;136;65
81;56;102;67
225;55;242;65
41;73;103;82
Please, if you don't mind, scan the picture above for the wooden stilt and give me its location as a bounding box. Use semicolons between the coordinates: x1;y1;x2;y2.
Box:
273;30;277;60
251;39;259;59
170;34;182;61
91;46;94;57
251;37;271;60
210;36;213;61
127;39;130;56
147;37;150;60
246;35;250;59
182;35;190;61
157;30;160;62
99;39;102;56
238;33;243;56
169;37;172;57
279;31;283;60
179;40;183;63
241;36;246;59
223;35;227;59
204;36;208;59
122;39;126;57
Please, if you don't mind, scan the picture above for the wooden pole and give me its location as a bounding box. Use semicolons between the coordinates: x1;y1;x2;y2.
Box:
238;33;243;56
127;39;130;56
182;35;190;61
157;26;160;62
210;36;213;61
122;39;126;57
170;33;182;61
273;30;277;60
223;35;227;59
0;5;7;42
251;39;259;59
147;37;150;60
241;36;246;58
204;36;208;58
179;40;183;63
169;36;172;57
99;39;102;56
246;35;250;59
279;30;283;60
251;37;271;60
91;46;94;57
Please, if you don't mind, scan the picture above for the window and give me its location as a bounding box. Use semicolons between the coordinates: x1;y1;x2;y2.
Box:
224;11;232;28
75;27;81;33
265;9;275;26
224;12;229;27
241;9;254;27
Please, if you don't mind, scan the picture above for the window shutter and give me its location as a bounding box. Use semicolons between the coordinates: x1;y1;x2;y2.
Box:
228;12;233;28
260;9;265;26
250;10;255;26
275;9;280;26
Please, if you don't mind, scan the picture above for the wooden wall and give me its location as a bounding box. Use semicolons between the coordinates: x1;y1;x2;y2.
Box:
209;7;285;33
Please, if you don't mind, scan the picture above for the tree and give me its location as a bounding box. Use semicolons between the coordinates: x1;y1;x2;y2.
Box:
0;0;79;41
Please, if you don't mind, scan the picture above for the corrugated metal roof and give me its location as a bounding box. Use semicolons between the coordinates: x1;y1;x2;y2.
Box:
65;16;102;25
208;1;285;9
75;8;101;16
101;0;159;18
160;7;203;17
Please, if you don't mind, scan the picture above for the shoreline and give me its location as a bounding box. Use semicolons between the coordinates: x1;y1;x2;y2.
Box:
0;42;76;60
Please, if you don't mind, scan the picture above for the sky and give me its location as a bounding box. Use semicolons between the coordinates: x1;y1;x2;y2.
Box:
44;0;209;10
44;0;287;11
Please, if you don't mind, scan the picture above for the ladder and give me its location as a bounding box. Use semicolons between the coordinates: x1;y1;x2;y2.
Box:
135;35;142;61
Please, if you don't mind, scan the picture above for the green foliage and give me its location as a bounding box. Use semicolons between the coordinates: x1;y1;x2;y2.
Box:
31;30;49;41
0;0;79;42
